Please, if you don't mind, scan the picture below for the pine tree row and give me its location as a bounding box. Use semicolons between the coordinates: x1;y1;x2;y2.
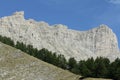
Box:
0;35;119;80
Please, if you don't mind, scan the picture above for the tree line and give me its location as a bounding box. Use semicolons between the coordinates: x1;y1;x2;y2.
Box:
0;35;120;80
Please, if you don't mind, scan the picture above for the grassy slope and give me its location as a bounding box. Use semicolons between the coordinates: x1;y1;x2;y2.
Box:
0;42;80;80
83;78;112;80
0;42;112;80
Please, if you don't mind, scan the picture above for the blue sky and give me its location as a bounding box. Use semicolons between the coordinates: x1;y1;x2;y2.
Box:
0;0;120;47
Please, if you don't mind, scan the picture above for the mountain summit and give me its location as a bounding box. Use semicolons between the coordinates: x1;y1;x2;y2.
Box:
0;11;119;61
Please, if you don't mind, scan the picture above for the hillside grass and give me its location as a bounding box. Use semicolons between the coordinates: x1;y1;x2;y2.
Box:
0;42;80;80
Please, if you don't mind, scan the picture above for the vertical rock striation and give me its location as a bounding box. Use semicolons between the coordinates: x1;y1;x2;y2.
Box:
0;11;119;61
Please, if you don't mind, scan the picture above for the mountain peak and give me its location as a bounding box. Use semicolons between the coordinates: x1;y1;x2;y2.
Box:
99;24;111;30
0;11;119;61
93;24;113;34
13;11;24;16
11;11;25;20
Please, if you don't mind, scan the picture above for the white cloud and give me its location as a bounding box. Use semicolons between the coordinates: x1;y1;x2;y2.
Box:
108;0;120;4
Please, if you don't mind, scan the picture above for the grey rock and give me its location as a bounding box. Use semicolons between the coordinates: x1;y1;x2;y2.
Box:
0;11;119;61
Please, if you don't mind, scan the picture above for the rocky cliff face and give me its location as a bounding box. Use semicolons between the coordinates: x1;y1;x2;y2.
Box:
0;11;119;61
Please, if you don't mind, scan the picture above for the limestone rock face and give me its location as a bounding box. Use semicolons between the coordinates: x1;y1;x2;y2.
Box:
0;11;120;61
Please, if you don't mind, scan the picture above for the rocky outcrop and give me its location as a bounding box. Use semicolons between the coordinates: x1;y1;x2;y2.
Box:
0;11;119;61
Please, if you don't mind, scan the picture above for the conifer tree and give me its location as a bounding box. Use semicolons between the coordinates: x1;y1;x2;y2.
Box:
79;60;91;77
68;57;77;71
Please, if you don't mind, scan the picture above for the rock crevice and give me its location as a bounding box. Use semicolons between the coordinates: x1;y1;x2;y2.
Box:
0;11;119;61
